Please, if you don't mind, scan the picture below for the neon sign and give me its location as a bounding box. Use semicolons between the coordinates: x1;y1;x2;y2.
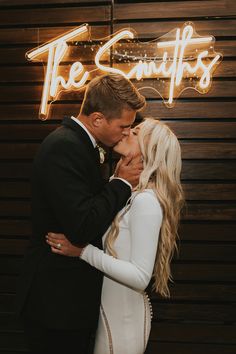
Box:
26;22;222;120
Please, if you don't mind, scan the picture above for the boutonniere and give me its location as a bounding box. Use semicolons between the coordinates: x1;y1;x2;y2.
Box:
98;146;106;164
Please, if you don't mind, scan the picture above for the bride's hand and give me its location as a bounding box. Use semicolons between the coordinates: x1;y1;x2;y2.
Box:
46;232;84;257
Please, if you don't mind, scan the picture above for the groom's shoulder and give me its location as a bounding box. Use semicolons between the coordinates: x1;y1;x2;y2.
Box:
35;123;82;163
41;121;79;149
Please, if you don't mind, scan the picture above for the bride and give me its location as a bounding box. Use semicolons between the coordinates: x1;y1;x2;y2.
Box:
46;117;184;354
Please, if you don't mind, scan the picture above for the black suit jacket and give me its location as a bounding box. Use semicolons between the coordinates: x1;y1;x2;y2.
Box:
16;117;131;330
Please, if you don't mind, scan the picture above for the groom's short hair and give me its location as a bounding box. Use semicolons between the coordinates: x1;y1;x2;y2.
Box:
81;73;146;119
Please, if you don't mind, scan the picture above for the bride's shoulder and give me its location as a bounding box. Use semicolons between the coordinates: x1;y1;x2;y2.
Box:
131;189;162;215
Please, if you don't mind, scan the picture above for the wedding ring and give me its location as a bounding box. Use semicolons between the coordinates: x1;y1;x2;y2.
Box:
56;243;62;249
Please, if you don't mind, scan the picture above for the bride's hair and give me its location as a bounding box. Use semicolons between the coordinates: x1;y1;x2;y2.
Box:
104;118;185;298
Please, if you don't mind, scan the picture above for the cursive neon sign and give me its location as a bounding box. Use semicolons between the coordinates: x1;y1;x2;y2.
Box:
26;22;222;120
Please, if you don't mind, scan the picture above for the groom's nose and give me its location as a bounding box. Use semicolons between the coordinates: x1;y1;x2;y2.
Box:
122;127;131;136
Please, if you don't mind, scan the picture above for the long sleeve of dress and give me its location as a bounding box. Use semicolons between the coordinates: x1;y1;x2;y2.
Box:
80;191;163;291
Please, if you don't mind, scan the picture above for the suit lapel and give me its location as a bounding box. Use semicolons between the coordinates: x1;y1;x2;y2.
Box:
61;116;99;164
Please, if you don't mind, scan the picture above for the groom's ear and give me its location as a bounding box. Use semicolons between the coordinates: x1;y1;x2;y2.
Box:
91;112;105;128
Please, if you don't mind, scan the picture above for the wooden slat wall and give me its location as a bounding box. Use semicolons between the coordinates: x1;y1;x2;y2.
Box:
0;1;236;353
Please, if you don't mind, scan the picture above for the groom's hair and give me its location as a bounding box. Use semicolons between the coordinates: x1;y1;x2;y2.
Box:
80;73;146;119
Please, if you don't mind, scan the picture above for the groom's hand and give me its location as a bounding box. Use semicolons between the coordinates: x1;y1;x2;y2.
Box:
115;154;143;188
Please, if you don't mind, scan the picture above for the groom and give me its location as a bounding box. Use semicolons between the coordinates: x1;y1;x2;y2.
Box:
16;73;146;354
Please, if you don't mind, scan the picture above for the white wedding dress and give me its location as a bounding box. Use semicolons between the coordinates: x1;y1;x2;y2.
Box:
80;189;163;354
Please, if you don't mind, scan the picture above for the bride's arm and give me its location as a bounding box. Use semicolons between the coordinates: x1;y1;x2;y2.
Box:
80;192;162;291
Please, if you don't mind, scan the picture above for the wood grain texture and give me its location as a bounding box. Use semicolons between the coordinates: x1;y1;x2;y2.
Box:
1;122;236;140
1;181;236;200
0;6;110;26
114;1;236;20
114;19;236;38
0;81;235;104
0;1;235;353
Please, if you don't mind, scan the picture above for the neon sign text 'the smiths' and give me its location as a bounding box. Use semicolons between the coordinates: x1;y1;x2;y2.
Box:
26;23;222;120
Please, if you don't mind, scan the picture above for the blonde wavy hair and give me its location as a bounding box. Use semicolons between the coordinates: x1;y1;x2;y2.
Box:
104;118;185;298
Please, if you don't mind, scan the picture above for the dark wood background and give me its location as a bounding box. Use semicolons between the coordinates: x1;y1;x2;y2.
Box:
0;0;236;353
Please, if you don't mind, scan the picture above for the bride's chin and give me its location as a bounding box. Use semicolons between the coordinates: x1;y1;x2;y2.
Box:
113;145;121;154
113;147;126;158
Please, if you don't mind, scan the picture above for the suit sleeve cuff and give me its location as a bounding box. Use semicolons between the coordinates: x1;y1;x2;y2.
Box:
109;175;132;190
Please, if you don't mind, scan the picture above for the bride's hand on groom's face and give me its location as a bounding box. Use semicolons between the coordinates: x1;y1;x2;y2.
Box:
115;154;143;188
46;232;84;257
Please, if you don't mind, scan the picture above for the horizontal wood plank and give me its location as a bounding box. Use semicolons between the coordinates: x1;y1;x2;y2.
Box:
0;143;39;159
1;142;236;159
0;220;228;241
0;201;235;220
183;203;236;221
179;223;236;241
0;331;27;351
143;101;236;119
2;257;236;281
0;257;23;275
0;321;235;351
0;160;235;180
1;122;236;140
1;294;235;321
0;40;236;66
0;313;23;331
0;6;110;26
1;21;236;45
183;183;236;200
181;161;236;180
0;201;31;217
0;220;235;241
172;263;236;282
0;182;31;198
0;0;106;6
1;80;235;104
0;103;81;121
148;341;236;354
1;101;236;121
0;124;57;141
162;121;236;139
114;20;236;38
0;25;109;45
0;163;32;179
151;302;236;322
0;239;29;255
1;275;236;303
150;322;236;344
1;181;236;200
136;80;236;99
0;60;234;85
155;283;236;302
176;243;236;261
114;1;236;20
1;238;235;261
180;142;236;159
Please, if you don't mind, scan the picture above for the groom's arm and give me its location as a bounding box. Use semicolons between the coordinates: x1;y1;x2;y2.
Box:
42;139;131;245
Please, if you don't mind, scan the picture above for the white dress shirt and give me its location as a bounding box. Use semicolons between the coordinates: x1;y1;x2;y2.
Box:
71;116;97;148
